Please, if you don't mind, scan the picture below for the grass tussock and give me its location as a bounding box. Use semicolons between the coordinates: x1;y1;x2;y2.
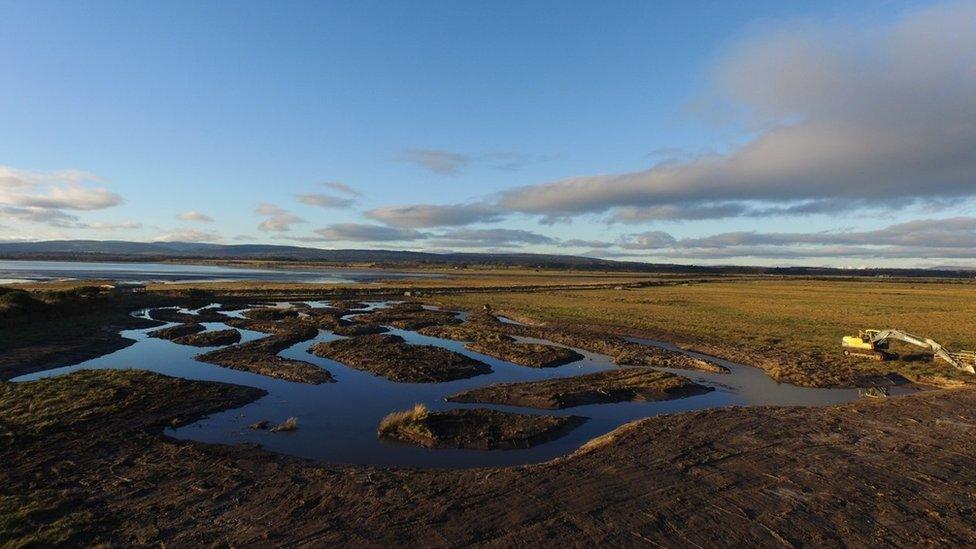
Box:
377;403;429;435
271;417;298;432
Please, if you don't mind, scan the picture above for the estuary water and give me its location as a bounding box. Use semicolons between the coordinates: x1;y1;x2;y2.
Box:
0;259;438;285
13;301;918;469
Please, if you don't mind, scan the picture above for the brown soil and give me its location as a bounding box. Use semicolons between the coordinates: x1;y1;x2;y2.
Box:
172;329;242;347
352;303;460;330
147;323;205;341
331;323;388;336
327;300;370;313
222;317;311;335
196;323;332;384
146;308;198;323
146;307;228;323
302;307;345;327
0;369;264;546
4;369;976;546
309;334;491;382
221;317;276;333
416;323;513;343
240;307;300;321
378;407;586;449
466;340;583;367
448;368;712;408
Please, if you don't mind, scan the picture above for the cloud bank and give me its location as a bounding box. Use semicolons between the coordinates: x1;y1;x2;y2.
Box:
365;203;503;228
0;166;124;228
495;2;976;222
615;217;976;260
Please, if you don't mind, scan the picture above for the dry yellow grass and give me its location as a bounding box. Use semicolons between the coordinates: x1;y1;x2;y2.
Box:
377;403;429;435
430;278;976;386
271;417;299;432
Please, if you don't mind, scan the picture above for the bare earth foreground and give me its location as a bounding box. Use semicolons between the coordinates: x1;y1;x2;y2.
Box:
3;369;976;546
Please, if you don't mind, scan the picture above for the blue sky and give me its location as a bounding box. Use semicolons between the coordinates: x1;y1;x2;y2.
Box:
1;0;974;267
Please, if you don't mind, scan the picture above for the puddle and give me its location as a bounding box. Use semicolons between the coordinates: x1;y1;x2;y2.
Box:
13;301;919;469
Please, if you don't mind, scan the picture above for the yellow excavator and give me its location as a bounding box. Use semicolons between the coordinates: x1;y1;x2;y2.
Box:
842;329;976;374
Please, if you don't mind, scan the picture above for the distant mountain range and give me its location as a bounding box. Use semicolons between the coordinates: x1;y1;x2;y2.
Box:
0;240;972;278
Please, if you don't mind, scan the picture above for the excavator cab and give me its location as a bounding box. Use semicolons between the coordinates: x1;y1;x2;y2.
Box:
841;329;889;359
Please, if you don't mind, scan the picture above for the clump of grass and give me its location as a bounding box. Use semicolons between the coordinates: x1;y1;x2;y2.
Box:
271;417;298;432
377;403;429;435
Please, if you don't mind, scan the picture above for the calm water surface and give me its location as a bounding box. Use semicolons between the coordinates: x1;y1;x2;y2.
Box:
0;259;439;284
14;301;915;468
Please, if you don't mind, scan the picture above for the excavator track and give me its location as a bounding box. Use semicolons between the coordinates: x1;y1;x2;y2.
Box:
843;349;887;361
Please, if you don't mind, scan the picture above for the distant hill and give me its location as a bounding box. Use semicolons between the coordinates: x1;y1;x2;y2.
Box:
0;240;973;279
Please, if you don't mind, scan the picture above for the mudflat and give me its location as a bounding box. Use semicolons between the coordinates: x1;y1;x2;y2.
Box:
377;405;586;449
416;323;513;343
196;322;332;384
465;340;584;368
309;333;491;382
148;323;205;341
351;303;460;330
173;329;242;347
447;368;712;408
3;368;975;546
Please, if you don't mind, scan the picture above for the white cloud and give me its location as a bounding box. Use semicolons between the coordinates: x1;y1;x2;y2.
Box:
255;203;285;216
430;228;557;248
397;149;547;175
255;203;305;232
297;194;354;208
82;221;142;230
153;229;222;243
313;223;427;242
399;149;471;175
366;203;503;228
0;206;82;227
321;181;360;196
0;166;124;228
178;211;214;223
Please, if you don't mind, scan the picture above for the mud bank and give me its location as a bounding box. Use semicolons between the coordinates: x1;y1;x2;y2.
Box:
416;324;513;343
4;369;976;546
465;340;583;368
173;329;241;347
309;334;491;382
0;315;161;381
378;405;585;449
146;307;227;324
352;303;460;330
148;323;205;341
197;324;331;384
331;323;388;336
240;307;300;321
448;368;712;409
469;312;725;373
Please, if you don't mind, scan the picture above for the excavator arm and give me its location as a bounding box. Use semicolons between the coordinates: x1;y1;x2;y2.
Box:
870;330;976;374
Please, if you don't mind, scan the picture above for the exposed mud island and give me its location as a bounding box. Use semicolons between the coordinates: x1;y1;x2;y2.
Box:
3;272;976;545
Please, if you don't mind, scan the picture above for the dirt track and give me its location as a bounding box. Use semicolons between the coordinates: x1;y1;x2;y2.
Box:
4;369;976;546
